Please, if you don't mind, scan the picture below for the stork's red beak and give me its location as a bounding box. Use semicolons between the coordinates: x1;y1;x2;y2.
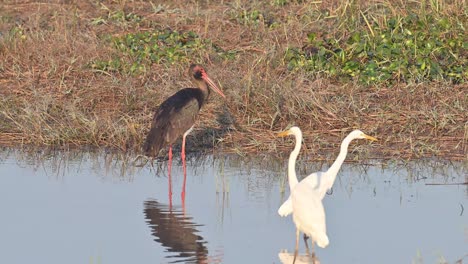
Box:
202;72;225;98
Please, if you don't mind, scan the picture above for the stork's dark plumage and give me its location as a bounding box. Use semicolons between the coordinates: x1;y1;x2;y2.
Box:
143;87;204;157
143;64;225;158
143;64;225;201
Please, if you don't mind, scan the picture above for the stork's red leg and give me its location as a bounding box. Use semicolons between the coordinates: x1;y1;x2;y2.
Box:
181;133;188;203
181;126;193;161
181;158;187;209
168;145;173;208
181;126;193;202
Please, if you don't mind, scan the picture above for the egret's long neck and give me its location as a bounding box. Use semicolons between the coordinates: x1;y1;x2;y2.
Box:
326;134;353;185
287;131;302;191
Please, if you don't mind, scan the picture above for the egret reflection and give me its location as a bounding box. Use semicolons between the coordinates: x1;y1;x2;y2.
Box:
278;249;320;264
144;199;212;263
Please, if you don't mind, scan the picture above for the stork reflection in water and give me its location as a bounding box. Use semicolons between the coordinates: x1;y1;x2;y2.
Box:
144;199;223;263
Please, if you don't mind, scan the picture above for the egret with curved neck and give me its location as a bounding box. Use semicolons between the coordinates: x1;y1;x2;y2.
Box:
277;126;302;191
278;126;330;264
277;129;378;217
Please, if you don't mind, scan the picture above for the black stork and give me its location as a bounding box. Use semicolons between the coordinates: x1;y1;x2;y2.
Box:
143;64;225;201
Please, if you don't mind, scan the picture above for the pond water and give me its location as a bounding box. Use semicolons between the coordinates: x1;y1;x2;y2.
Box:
0;149;466;264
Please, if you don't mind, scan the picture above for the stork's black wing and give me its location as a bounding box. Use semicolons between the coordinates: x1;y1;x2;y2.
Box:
143;88;205;157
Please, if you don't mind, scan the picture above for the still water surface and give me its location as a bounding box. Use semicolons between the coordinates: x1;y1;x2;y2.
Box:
0;150;466;264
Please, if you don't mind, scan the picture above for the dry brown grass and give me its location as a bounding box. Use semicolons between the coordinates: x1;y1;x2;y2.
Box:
0;0;466;160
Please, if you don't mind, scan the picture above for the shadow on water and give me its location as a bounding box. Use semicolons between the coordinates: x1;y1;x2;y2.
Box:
144;199;223;264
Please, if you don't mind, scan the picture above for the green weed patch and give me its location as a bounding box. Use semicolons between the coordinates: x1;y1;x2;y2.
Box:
91;30;205;74
286;13;467;84
90;29;234;74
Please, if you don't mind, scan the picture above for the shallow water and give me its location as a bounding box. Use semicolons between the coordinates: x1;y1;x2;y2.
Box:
0;150;466;264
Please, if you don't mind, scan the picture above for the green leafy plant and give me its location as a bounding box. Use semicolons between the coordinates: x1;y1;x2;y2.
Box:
90;8;143;26
286;12;467;84
91;30;210;74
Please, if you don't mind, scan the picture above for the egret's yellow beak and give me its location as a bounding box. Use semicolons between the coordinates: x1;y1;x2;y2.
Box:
277;130;291;137
364;134;378;141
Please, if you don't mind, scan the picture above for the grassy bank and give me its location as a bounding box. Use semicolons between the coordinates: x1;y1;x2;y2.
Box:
0;0;466;160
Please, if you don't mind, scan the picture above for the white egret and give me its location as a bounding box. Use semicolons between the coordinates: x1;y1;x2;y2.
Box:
278;127;329;264
278;129;378;217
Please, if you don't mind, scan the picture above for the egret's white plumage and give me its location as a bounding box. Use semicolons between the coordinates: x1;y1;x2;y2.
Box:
292;180;329;248
277;126;330;264
277;127;377;263
278;129;378;217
